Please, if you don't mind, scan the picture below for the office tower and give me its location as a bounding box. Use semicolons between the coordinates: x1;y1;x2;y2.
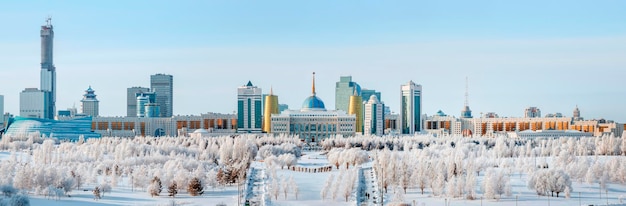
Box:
237;81;262;133
361;89;381;104
335;76;361;112
40;18;56;119
20;88;47;118
524;107;541;118
263;88;279;133
364;95;384;136
80;86;99;117
135;91;157;117
400;81;422;134
0;95;3;126
127;86;150;117
150;74;173;117
348;89;363;134
461;77;472;118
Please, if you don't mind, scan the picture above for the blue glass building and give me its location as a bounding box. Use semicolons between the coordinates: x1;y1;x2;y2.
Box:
3;116;101;141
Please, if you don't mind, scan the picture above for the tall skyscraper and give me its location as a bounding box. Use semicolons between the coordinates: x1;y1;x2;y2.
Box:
335;76;361;112
150;74;173;117
237;81;262;133
361;89;381;104
364;95;384;136
400;81;422;134
20;88;47;118
348;89;363;134
40;18;56;119
80;86;99;117
263;88;279;133
127;87;150;117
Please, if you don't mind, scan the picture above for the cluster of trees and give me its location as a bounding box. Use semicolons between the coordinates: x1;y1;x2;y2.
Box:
0;184;29;206
528;169;572;197
320;167;357;202
266;166;299;200
0;134;305;199
327;148;369;169
360;135;626;203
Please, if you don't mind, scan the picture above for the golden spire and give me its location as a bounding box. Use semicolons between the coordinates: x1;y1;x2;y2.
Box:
312;72;316;96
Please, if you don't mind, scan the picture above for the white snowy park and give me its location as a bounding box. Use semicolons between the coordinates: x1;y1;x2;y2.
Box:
1;134;626;206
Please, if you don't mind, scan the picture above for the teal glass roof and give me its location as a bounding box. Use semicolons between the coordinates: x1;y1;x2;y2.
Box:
4;116;101;141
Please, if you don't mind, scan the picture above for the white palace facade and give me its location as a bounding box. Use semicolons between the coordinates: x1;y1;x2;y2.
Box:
270;73;356;142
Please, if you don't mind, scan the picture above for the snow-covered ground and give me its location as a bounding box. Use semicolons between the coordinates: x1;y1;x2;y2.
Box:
3;135;626;206
27;177;239;206
16;152;626;206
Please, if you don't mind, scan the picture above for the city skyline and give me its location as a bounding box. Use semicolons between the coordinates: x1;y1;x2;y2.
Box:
1;1;625;121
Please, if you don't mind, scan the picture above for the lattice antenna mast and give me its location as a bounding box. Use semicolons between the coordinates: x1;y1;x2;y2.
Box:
464;76;469;107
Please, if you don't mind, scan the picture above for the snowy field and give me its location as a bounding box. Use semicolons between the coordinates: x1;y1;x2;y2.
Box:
1;135;626;206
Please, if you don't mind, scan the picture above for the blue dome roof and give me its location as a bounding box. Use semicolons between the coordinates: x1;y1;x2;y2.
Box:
301;95;326;111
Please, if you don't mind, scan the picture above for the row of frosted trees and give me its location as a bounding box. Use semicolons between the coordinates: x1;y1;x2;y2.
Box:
357;135;626;203
0;134;304;200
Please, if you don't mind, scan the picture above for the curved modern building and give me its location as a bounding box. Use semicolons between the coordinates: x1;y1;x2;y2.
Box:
270;72;356;142
3;116;101;141
263;88;279;133
348;90;363;133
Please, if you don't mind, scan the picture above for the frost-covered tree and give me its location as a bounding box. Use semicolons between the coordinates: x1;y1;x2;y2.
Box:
290;176;299;200
0;185;17;198
528;169;572;197
148;176;163;197
320;174;334;200
281;176;290;199
168;181;178;198
270;178;280;200
93;186;101;200
187;177;204;196
99;182;112;197
279;154;297;169
9;194;30;206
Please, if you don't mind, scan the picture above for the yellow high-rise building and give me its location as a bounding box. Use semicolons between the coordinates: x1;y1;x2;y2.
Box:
348;90;363;133
263;88;279;133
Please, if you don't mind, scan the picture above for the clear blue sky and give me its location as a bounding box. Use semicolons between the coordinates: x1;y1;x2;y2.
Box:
1;1;625;121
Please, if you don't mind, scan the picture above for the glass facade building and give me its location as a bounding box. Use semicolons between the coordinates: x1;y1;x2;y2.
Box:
127;87;150;117
335;76;361;112
237;81;262;133
150;74;173;117
4;116;101;141
400;81;422;134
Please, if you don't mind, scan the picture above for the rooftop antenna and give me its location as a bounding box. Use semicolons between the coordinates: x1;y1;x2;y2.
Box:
464;76;469;107
312;72;316;96
46;16;52;26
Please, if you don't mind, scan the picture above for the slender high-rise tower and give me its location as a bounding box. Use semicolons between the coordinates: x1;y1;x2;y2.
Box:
237;81;262;133
263;87;279;133
40;18;56;119
400;81;422;134
150;74;173;117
